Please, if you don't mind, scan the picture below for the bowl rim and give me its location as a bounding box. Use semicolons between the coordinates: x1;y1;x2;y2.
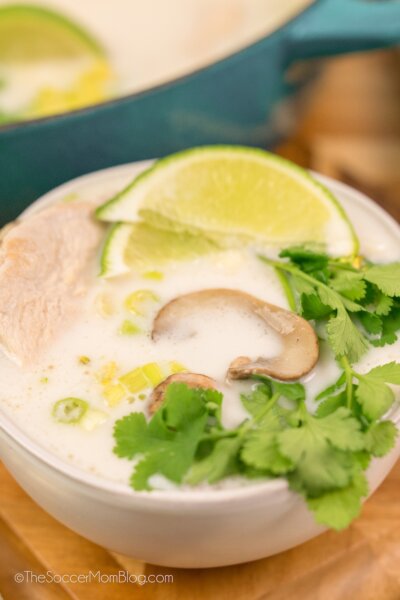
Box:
0;161;400;506
0;0;316;134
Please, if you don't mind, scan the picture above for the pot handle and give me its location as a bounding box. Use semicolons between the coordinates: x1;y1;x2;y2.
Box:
287;0;400;60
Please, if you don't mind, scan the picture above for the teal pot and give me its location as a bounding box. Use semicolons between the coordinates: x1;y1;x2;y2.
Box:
0;0;399;224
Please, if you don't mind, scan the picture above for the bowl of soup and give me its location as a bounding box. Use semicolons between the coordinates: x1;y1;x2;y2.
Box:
0;0;399;220
0;147;399;567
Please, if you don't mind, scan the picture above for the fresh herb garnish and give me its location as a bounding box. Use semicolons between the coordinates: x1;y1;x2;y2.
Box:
333;358;400;422
113;371;399;530
260;248;400;361
113;247;400;531
113;383;221;490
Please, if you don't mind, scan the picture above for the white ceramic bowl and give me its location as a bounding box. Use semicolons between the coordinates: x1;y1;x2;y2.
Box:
1;163;399;568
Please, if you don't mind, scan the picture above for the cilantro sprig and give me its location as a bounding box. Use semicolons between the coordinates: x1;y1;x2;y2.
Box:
113;371;399;530
319;358;400;423
114;384;222;490
259;247;400;363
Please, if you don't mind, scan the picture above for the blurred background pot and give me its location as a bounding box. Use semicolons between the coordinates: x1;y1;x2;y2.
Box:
0;0;399;224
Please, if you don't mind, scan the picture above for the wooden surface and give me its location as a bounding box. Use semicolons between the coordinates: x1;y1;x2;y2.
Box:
1;48;399;599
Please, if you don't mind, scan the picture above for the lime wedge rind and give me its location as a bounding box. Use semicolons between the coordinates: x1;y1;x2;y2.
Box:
96;146;359;258
100;223;132;278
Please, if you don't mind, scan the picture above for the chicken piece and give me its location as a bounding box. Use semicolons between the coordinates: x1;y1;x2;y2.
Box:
0;201;103;365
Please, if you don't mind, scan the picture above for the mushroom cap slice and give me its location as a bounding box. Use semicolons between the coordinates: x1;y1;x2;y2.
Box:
149;372;217;414
152;289;319;381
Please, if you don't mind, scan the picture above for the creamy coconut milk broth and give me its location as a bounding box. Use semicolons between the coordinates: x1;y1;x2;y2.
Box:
0;252;289;483
1;167;399;489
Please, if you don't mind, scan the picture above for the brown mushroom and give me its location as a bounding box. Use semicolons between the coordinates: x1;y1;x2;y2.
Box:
149;372;217;414
152;289;319;381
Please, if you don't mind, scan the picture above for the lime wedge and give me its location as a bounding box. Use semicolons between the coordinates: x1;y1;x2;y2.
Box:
0;4;103;62
0;4;112;120
96;146;358;256
100;222;217;278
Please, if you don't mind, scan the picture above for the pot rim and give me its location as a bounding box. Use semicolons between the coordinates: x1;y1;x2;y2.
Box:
0;0;316;134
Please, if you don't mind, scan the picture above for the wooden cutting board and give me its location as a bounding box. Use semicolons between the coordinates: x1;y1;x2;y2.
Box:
1;460;400;600
1;49;399;600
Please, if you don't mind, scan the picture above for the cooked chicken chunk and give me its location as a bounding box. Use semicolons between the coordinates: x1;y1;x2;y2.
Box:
0;202;103;365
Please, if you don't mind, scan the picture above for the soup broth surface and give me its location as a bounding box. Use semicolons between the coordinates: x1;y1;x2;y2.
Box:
0;165;399;489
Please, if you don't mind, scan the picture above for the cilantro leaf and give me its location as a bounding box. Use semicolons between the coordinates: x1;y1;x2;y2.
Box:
279;246;329;274
340;297;365;313
326;307;369;363
292;275;316;297
364;263;400;297
358;311;382;335
315;372;346;401
330;271;366;301
240;384;271;418
354;362;400;422
269;380;305;403
241;408;293;475
310;286;368;362
315;391;347;417
355;378;394;422
317;285;343;311
364;362;400;384
186;437;242;484
301;293;333;320
371;305;400;347
353;451;372;470
286;407;365;453
307;471;368;530
371;332;397;348
287;446;356;497
114;383;210;490
365;421;398;457
241;431;293;475
375;293;393;316
278;407;365;496
244;378;305;413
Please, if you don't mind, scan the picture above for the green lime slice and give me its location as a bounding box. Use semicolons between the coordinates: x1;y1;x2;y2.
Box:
0;4;112;121
0;4;104;62
97;146;359;257
100;222;217;278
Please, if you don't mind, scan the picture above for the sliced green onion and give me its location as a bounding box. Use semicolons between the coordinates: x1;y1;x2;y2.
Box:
52;397;89;424
118;319;142;336
143;271;164;281
124;289;159;315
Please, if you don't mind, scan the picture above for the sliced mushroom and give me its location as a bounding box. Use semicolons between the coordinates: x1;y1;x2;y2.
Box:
149;372;217;414
152;289;319;381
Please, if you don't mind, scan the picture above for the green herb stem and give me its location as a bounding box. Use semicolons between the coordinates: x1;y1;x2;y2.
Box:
201;429;241;442
274;267;297;312
250;392;281;427
327;261;357;272
235;391;282;439
340;356;354;410
259;256;331;293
